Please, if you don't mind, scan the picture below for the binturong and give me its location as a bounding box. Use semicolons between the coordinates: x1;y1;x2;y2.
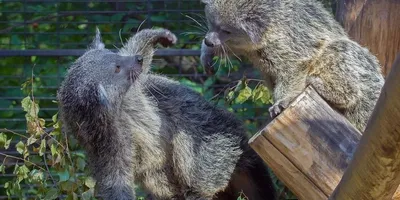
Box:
58;28;276;200
200;0;385;132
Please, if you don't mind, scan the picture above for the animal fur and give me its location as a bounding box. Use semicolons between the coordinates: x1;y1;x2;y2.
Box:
200;0;385;132
58;28;276;200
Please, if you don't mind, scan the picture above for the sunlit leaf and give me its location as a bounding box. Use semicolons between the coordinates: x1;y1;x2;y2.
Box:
0;164;5;174
15;141;25;155
0;133;7;148
27;136;37;146
30;169;44;183
236;86;252;104
39;139;46;156
84;177;96;189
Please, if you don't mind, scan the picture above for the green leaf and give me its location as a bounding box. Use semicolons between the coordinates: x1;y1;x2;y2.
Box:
0;133;7;148
0;164;5;173
44;188;58;200
252;85;271;104
39;139;46;156
52;112;58;123
15;141;25;155
58;169;70;182
66;192;78;200
30;169;44;183
60;180;78;192
81;188;94;200
21;96;31;112
50;143;57;157
27;136;37;146
84;177;96;189
236;86;252;104
16;165;30;182
76;157;86;171
5;138;12;150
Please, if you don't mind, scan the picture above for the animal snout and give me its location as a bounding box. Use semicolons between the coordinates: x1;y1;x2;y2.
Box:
204;32;221;47
204;38;214;47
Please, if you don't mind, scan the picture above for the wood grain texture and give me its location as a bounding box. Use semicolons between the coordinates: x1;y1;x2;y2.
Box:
335;0;400;75
249;86;362;199
249;131;328;200
329;54;400;200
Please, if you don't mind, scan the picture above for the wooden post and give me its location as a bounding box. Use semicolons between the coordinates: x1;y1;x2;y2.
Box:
335;0;400;76
249;86;362;199
329;54;400;200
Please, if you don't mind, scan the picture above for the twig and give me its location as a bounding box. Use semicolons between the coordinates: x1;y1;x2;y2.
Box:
0;128;29;139
0;152;46;171
41;135;57;187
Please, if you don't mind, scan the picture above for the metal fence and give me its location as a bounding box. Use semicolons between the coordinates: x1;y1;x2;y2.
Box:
0;0;271;199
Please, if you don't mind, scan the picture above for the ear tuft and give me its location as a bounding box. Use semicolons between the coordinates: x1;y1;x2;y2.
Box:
201;0;210;4
89;27;105;50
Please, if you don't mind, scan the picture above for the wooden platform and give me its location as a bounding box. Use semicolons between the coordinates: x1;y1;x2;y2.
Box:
249;86;362;199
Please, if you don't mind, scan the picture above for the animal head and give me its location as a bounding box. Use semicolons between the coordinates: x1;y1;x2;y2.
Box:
58;28;177;122
202;0;278;50
59;28;143;112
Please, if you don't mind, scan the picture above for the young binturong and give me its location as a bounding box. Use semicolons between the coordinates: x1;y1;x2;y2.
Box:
200;0;385;132
58;28;276;200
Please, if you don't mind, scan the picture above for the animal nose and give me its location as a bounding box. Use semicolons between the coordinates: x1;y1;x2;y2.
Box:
204;38;214;47
136;55;143;65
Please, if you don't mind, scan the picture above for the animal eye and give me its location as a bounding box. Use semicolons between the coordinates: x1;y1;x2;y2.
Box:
115;65;121;73
222;29;231;35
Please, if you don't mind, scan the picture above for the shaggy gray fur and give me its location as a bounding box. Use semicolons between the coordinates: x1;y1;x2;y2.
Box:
58;28;275;200
200;0;385;132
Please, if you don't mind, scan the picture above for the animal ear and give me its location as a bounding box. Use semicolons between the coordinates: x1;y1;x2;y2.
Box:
201;0;211;4
89;27;105;50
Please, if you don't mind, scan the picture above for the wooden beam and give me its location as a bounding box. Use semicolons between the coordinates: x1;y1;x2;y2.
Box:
335;0;400;76
249;86;362;200
250;133;328;200
329;54;400;200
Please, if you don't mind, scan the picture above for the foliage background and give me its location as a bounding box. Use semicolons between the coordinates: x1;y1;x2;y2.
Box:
0;0;335;199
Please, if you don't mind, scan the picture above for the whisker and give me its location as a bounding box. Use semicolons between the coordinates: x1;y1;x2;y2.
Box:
193;13;208;26
180;31;205;36
225;45;242;62
119;28;124;46
221;45;232;76
184;14;208;32
136;18;148;33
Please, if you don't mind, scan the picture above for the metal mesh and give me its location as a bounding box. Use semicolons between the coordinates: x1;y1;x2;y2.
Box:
0;0;270;199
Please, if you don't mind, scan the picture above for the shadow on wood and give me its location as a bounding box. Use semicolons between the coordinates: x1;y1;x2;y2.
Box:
249;86;362;199
329;54;400;200
249;54;400;200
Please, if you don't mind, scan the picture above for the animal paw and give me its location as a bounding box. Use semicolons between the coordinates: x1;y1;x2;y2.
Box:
154;29;177;47
268;99;291;118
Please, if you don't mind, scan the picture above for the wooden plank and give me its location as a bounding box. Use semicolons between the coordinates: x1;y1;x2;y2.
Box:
329;53;400;200
249;86;362;199
335;0;400;76
249;132;328;200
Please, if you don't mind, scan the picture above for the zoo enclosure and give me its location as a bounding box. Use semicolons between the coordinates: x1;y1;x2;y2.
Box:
0;1;273;199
